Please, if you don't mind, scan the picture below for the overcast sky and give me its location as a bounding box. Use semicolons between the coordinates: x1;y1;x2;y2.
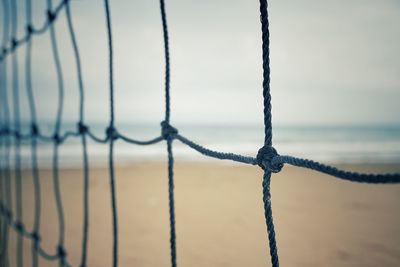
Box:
2;0;400;126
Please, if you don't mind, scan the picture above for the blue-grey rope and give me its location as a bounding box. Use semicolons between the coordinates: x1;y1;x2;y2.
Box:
167;137;177;267
65;2;90;266
117;133;163;145
275;155;400;183
259;1;273;148
0;0;68;62
0;1;12;265
0;1;400;267
160;0;171;124
160;0;177;266
175;134;257;165
262;171;279;267
1;126;400;185
0;204;72;266
258;0;280;266
103;0;119;266
10;0;24;265
48;0;67;265
24;0;41;266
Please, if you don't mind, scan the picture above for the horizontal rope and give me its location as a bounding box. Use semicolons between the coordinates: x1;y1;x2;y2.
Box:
0;203;72;266
2;125;399;184
0;0;69;62
275;155;400;184
1;1;400;266
175;133;257;165
0;126;163;146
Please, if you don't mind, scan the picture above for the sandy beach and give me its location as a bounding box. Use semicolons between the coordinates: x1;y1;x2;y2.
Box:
4;162;400;267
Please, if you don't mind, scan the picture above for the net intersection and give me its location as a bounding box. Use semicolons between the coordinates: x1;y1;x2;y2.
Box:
1;0;400;267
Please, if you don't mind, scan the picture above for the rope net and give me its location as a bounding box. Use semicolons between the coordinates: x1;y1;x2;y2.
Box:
0;0;399;267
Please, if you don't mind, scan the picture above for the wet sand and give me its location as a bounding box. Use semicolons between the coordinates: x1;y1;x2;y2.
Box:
5;162;400;267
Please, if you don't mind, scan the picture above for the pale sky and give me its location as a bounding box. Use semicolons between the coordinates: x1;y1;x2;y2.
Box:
2;0;400;126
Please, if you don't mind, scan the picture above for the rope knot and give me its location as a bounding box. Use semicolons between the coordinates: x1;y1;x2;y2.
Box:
53;133;62;144
0;128;9;135
31;123;39;136
14;131;21;139
14;221;25;232
77;122;88;134
57;245;67;258
4;209;12;220
11;38;18;50
106;126;118;141
31;232;41;244
256;145;283;173
47;10;56;23
161;121;178;140
27;25;34;35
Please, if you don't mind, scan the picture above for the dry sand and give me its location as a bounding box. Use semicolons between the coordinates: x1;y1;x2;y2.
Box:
4;162;400;267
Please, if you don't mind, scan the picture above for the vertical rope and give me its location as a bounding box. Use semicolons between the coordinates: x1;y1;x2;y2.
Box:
10;0;24;266
262;171;279;267
103;1;118;266
167;138;177;267
0;75;11;267
65;2;90;267
0;1;12;266
160;0;171;124
104;0;115;125
1;2;400;267
24;0;37;125
47;0;66;265
160;1;177;266
24;0;41;266
0;104;5;266
259;0;279;266
259;0;273;147
0;76;4;264
0;92;5;265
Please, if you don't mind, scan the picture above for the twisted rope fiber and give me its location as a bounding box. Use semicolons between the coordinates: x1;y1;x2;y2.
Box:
48;0;68;265
275;156;400;183
24;0;41;265
259;0;280;266
10;0;24;266
103;1;119;267
262;171;278;267
65;1;91;266
0;0;72;265
0;0;68;61
0;1;12;265
167;137;177;267
0;0;400;267
2;0;70;265
160;0;178;265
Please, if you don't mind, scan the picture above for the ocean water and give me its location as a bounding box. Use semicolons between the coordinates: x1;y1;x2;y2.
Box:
8;122;400;167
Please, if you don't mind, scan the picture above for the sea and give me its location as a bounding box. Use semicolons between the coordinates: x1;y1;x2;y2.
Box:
7;122;400;168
